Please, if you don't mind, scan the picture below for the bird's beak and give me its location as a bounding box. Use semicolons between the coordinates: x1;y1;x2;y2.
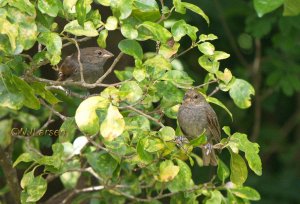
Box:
103;52;114;58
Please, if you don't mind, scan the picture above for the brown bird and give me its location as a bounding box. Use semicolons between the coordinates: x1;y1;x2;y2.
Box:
177;89;221;166
58;47;114;83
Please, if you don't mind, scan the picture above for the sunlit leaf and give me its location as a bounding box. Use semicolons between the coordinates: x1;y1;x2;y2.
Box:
159;160;180;182
229;79;255;109
100;104;125;141
64;20;98;36
231;186;261;201
230;151;248;186
75;96;109;135
217;158;230;183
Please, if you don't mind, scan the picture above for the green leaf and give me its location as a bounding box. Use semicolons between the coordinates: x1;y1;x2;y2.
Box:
254;0;284;17
144;54;172;71
26;175;47;202
133;67;146;81
139;21;172;43
222;126;231;136
173;0;186;14
0;119;12;148
199;34;218;42
86;151;118;178
111;0;133;20
12;76;40;110
171;20;198;42
161;70;194;88
75;96;109;135
283;0;300;16
59;117;77;142
105;16;118;30
144;138;164;152
206;96;233;120
181;2;209;24
229;79;255;109
198;55;220;73
63;0;78;13
94;0;111;6
230;151;248;186
0;66;23;109
168;159;193;192
0;17;18;53
38;32;62;65
228;133;262;176
76;0;87;26
15;112;40;129
121;24;138;39
37;143;64;169
159;160;180;182
114;67;133;81
205;190;223;204
131;0;160;21
97;29;108;48
13;153;35;167
21;170;34;189
64;20;98;36
231;186;261;201
31;82;61;105
217;158;230;183
189;130;207;146
137;137;153;163
119;81;143;103
198;42;215;55
118;39;143;60
213;51;230;61
100;104;125;141
38;0;61;17
60;171;80;189
125;115;150;131
7;7;38;51
8;0;35;16
159;126;176;141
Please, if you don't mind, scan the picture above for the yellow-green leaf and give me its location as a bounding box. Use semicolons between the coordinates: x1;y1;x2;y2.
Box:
100;104;125;141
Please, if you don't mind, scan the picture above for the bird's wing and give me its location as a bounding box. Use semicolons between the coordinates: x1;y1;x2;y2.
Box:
206;107;221;143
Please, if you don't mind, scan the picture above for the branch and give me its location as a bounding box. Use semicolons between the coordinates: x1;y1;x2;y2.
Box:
29;76;123;89
0;147;21;204
212;0;249;69
251;39;262;141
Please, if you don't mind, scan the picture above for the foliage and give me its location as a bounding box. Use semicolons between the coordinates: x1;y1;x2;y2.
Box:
4;0;299;203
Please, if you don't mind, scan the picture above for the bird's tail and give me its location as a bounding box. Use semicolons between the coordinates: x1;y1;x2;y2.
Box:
201;143;218;166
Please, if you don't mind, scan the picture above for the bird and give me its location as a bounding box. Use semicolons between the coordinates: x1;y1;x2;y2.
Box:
177;89;221;166
58;47;114;83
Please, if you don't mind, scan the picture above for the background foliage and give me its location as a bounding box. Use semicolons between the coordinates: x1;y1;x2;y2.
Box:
0;0;299;204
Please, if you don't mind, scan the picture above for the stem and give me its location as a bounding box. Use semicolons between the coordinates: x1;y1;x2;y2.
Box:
251;39;262;141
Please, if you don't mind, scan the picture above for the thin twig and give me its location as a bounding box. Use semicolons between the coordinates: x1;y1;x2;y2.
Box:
171;44;197;61
124;106;165;128
40;99;67;121
195;80;218;88
209;87;220;96
63;36;85;82
95;52;124;84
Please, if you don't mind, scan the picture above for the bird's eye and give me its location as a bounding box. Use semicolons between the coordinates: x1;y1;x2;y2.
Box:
194;95;198;99
96;50;102;56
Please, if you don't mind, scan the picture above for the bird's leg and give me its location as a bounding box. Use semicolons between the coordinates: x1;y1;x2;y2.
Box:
203;143;213;155
174;136;190;154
